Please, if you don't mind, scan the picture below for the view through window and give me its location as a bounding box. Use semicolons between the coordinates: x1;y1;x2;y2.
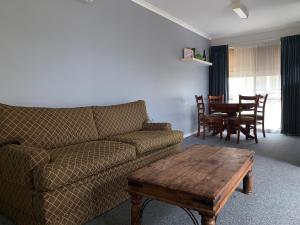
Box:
228;43;281;131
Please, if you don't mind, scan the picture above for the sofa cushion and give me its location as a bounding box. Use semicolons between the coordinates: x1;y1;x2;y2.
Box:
34;140;136;191
0;104;98;149
107;130;184;155
92;100;148;139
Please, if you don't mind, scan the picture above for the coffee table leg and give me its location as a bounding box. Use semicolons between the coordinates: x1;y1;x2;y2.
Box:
243;170;253;194
201;215;216;225
131;194;142;225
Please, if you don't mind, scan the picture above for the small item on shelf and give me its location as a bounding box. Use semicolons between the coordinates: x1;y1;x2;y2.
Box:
203;50;207;61
191;48;196;57
181;48;212;66
183;48;194;59
195;53;204;60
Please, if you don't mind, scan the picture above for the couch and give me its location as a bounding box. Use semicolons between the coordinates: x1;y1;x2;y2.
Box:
0;100;183;225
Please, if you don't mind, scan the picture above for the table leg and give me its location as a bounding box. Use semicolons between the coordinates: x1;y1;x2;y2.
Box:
201;215;216;225
243;170;253;195
225;124;231;141
131;193;142;225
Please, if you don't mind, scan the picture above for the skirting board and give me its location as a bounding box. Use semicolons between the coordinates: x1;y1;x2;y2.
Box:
184;131;198;138
183;128;276;138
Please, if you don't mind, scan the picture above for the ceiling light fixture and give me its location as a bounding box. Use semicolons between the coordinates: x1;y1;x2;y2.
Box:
82;0;95;3
232;0;248;19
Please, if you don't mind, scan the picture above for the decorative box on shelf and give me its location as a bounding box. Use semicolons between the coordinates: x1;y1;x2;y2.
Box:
182;47;212;66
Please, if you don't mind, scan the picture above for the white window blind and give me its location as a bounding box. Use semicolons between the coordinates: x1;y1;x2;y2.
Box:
229;43;281;131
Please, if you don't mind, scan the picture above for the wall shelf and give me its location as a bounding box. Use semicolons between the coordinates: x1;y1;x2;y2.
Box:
181;58;213;66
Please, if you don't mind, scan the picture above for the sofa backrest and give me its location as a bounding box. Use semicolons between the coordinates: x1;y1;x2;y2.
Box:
93;100;148;139
0;104;98;149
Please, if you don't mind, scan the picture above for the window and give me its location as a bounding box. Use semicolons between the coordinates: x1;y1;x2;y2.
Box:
229;43;281;131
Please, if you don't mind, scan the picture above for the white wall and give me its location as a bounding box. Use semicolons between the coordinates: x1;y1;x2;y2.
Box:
0;0;210;135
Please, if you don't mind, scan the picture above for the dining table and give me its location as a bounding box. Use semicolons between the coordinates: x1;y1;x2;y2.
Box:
209;102;256;141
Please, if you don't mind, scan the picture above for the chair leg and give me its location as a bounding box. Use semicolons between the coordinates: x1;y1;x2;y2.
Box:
226;124;231;141
197;122;200;137
262;121;266;138
219;124;223;139
254;125;258;144
203;124;206;140
245;124;250;140
237;127;240;144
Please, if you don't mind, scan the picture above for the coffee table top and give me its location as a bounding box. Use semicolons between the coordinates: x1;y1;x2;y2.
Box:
128;145;254;201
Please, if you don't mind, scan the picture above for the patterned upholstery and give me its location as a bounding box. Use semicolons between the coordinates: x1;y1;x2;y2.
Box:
92;100;149;139
0;105;98;149
38;145;180;225
201;114;223;122
34;141;136;191
0;202;40;225
243;114;263;120
0;144;180;225
0;100;184;225
107;130;184;155
212;112;228;117
229;115;255;124
0;181;34;215
142;122;172;131
0;144;50;186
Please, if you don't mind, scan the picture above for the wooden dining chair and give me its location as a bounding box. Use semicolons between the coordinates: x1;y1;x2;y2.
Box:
195;95;223;139
227;95;259;144
243;94;269;138
257;94;268;138
208;95;224;114
208;95;228;134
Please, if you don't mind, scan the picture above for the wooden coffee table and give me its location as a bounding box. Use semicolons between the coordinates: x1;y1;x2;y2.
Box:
127;144;254;225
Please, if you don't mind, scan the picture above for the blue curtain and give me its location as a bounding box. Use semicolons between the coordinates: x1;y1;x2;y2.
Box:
281;34;300;135
209;45;229;102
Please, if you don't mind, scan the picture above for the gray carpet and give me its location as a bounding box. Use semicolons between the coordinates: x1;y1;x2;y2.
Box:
1;133;300;225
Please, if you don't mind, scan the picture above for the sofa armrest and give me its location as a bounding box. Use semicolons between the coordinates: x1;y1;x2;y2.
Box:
0;144;50;186
142;123;172;131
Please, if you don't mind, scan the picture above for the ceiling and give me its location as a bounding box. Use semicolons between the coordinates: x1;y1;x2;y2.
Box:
139;0;300;39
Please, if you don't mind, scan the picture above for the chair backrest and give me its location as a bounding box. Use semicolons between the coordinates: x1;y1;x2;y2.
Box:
195;95;205;119
257;94;268;118
208;95;224;114
238;95;259;123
